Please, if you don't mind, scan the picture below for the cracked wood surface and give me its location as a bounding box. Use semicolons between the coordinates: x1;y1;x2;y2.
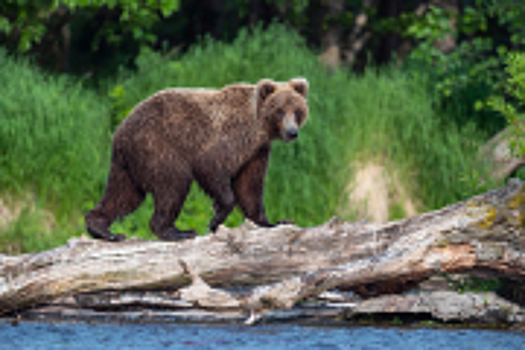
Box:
0;180;524;315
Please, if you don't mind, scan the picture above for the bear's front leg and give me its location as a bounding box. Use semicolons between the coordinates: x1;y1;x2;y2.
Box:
208;183;236;232
209;194;236;232
195;168;236;233
232;145;286;228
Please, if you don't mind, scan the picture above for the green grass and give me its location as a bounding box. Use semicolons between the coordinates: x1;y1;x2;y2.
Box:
341;68;497;211
0;49;111;251
0;24;501;253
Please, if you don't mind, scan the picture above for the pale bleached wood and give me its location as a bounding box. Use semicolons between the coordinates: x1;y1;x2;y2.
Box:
0;180;524;315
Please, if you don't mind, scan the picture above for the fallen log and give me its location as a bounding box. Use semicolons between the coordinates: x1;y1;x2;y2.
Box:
0;179;524;318
347;291;525;324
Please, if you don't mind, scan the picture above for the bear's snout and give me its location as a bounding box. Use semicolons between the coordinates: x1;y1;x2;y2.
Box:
285;128;298;141
282;114;299;142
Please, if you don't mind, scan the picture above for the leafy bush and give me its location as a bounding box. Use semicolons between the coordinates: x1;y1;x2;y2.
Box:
0;0;180;52
403;2;522;135
486;52;525;156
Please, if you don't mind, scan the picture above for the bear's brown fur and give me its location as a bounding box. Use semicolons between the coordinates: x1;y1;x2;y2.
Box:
85;78;309;241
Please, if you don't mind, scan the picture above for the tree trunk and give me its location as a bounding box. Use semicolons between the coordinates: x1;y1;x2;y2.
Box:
375;0;405;64
319;0;345;68
1;180;524;317
342;0;376;67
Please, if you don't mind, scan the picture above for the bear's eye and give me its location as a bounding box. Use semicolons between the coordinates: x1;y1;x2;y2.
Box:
294;109;303;123
276;109;285;119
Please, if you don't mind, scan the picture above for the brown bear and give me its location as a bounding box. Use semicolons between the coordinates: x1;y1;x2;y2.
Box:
85;78;309;241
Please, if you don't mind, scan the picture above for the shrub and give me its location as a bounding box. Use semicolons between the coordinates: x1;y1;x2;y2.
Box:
487;52;525;157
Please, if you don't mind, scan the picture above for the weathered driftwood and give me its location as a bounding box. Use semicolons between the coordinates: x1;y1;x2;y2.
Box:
347;291;525;324
17;290;524;326
0;180;524;318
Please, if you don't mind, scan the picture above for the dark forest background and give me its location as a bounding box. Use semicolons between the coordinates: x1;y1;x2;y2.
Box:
0;1;521;77
3;0;524;133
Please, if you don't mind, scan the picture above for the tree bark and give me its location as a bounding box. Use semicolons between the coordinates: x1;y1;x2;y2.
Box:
1;180;524;316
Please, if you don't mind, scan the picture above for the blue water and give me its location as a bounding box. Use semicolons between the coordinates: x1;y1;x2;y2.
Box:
1;322;524;350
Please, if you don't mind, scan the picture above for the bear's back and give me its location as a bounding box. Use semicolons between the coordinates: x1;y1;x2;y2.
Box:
113;83;264;171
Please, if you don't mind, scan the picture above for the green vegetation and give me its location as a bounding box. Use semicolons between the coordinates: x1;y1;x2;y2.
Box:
0;25;499;253
486;52;525;156
0;0;180;52
0;49;111;252
445;275;503;294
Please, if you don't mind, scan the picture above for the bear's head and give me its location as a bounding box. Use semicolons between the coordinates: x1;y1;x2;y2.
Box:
254;78;309;142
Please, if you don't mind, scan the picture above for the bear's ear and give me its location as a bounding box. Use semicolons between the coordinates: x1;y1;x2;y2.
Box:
255;79;277;103
289;78;309;98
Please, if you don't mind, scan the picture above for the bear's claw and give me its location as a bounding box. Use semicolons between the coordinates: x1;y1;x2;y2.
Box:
276;218;296;225
87;227;127;242
156;228;197;241
111;233;127;242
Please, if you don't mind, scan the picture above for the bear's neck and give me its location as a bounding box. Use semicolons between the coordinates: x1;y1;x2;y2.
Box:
201;84;272;175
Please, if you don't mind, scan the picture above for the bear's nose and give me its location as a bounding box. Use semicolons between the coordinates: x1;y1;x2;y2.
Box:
286;129;298;140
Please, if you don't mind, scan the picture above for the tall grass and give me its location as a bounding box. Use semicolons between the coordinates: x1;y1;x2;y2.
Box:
0;24;497;252
341;68;495;211
0;49;111;251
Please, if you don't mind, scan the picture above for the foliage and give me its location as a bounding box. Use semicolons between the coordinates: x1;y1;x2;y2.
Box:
485;52;525;156
407;5;492;97
402;1;525;134
1;0;522;88
484;0;525;47
0;0;180;52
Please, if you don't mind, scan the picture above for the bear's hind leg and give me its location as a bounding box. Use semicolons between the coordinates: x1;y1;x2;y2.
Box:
85;162;145;242
150;177;196;241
